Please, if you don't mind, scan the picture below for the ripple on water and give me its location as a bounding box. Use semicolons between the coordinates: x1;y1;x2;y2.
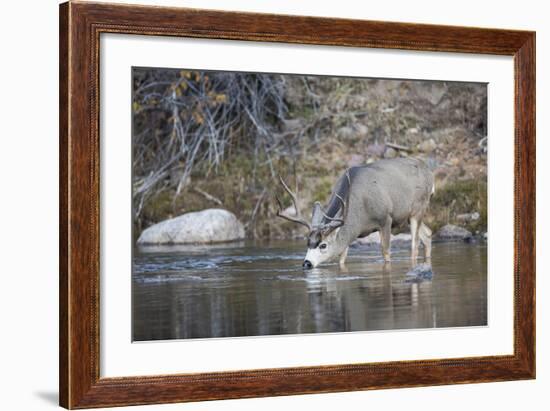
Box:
133;273;231;284
134;260;219;273
133;252;304;274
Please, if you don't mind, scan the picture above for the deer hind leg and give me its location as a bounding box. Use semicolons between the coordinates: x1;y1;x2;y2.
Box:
339;246;349;267
419;222;432;261
410;217;420;263
380;217;392;263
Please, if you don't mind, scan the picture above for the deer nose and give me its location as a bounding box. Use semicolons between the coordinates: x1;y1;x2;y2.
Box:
303;260;313;269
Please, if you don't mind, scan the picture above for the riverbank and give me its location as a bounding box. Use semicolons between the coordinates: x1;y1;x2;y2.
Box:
133;74;487;240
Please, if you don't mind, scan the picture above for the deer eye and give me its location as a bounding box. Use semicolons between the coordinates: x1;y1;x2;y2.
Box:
319;243;328;250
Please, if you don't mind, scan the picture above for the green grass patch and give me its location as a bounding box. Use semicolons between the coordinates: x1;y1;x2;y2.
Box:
428;179;487;233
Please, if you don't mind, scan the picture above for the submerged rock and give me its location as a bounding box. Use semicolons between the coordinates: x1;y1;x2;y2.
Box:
137;208;245;245
405;263;433;282
436;224;472;240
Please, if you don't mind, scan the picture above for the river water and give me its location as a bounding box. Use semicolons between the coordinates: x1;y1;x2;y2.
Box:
132;240;487;341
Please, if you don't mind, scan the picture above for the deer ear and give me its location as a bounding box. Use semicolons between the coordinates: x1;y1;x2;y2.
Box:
311;202;323;228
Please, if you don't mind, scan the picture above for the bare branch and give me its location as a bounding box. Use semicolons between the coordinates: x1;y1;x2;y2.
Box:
385;141;411;152
192;187;223;206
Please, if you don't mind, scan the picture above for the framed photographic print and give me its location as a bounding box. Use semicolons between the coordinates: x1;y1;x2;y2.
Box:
59;1;535;408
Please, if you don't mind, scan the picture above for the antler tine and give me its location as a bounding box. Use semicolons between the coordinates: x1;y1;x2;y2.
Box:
318;212;344;226
335;193;347;220
278;176;299;211
317;193;346;225
275;175;311;230
340;171;351;220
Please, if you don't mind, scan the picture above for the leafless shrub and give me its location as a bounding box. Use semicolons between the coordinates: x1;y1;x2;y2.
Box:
132;69;301;221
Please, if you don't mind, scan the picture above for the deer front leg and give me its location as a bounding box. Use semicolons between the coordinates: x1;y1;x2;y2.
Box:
380;217;392;263
339;246;349;267
410;217;420;263
419;222;432;261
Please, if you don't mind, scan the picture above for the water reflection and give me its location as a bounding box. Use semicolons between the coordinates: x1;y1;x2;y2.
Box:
132;241;487;341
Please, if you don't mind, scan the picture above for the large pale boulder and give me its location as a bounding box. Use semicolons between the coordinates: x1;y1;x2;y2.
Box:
137;209;245;245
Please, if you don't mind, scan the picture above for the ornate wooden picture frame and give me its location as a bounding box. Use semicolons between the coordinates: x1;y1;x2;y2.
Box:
59;1;535;408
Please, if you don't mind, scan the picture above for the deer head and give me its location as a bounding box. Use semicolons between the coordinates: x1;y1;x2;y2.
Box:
276;175;348;269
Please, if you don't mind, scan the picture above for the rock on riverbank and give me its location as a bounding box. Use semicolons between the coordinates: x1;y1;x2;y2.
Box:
352;231;412;248
436;224;472;240
137;209;245;245
351;224;478;248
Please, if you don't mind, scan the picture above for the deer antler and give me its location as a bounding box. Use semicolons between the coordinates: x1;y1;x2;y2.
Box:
275;176;311;230
312;170;350;233
317;193;346;228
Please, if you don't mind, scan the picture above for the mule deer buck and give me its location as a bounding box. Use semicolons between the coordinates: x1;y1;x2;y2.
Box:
276;158;434;269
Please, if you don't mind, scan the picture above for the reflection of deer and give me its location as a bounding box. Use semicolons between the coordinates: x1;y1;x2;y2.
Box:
276;158;434;269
